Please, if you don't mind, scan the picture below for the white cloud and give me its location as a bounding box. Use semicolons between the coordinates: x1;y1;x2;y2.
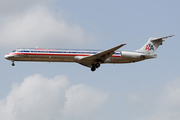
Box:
63;84;108;116
150;78;180;120
0;0;96;51
0;0;53;15
4;76;180;120
123;78;180;120
0;74;109;120
0;6;94;50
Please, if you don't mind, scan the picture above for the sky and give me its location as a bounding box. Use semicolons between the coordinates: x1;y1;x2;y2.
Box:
0;0;180;120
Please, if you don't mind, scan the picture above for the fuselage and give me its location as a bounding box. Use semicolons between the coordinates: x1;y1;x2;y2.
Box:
4;48;145;64
4;35;173;71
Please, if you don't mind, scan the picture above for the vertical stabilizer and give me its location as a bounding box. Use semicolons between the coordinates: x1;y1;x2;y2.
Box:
137;35;174;55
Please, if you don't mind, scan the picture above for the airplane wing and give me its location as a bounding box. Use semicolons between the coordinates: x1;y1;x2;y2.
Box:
78;44;126;67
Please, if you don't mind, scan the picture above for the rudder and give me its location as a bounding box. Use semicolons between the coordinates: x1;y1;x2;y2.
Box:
137;35;174;55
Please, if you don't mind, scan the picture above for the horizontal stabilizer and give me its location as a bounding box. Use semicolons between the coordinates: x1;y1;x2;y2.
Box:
151;35;174;42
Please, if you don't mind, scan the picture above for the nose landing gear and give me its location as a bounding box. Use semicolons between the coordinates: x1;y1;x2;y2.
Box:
12;61;15;66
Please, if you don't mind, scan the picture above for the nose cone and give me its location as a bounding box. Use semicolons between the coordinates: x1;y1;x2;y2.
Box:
4;54;9;59
4;53;12;60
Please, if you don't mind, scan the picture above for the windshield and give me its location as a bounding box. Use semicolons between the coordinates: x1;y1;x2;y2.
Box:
12;49;18;52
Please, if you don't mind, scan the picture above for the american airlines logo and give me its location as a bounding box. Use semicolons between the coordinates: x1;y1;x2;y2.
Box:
145;44;154;50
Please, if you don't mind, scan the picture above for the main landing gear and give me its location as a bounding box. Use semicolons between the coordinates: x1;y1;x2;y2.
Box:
12;61;15;66
91;62;100;72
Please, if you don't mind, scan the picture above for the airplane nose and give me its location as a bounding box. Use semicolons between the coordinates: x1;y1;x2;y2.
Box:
4;55;9;59
4;54;12;60
4;53;17;60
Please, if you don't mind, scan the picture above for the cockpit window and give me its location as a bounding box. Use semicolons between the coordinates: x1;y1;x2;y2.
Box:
12;49;18;52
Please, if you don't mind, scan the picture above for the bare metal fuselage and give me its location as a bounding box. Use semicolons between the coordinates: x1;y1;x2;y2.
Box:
5;49;145;64
5;35;173;71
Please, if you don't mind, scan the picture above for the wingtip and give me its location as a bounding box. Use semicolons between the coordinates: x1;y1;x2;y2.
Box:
169;35;175;37
120;44;126;47
122;44;126;46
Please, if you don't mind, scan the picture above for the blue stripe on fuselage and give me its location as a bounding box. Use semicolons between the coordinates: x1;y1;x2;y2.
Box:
14;49;120;55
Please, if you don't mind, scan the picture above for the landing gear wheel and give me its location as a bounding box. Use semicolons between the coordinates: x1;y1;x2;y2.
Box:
12;61;15;66
95;63;100;68
91;66;96;71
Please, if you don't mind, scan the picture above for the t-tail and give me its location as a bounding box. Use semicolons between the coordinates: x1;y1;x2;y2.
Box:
137;35;174;55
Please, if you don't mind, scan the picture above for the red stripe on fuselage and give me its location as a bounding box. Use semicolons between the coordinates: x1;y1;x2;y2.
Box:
8;52;121;57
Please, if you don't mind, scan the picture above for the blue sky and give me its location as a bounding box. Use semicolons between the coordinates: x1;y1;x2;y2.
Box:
0;0;180;120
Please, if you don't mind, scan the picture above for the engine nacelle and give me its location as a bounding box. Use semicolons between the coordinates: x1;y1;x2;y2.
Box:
120;51;144;58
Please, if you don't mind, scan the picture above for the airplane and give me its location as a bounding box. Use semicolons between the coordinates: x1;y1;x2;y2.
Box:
5;35;174;71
